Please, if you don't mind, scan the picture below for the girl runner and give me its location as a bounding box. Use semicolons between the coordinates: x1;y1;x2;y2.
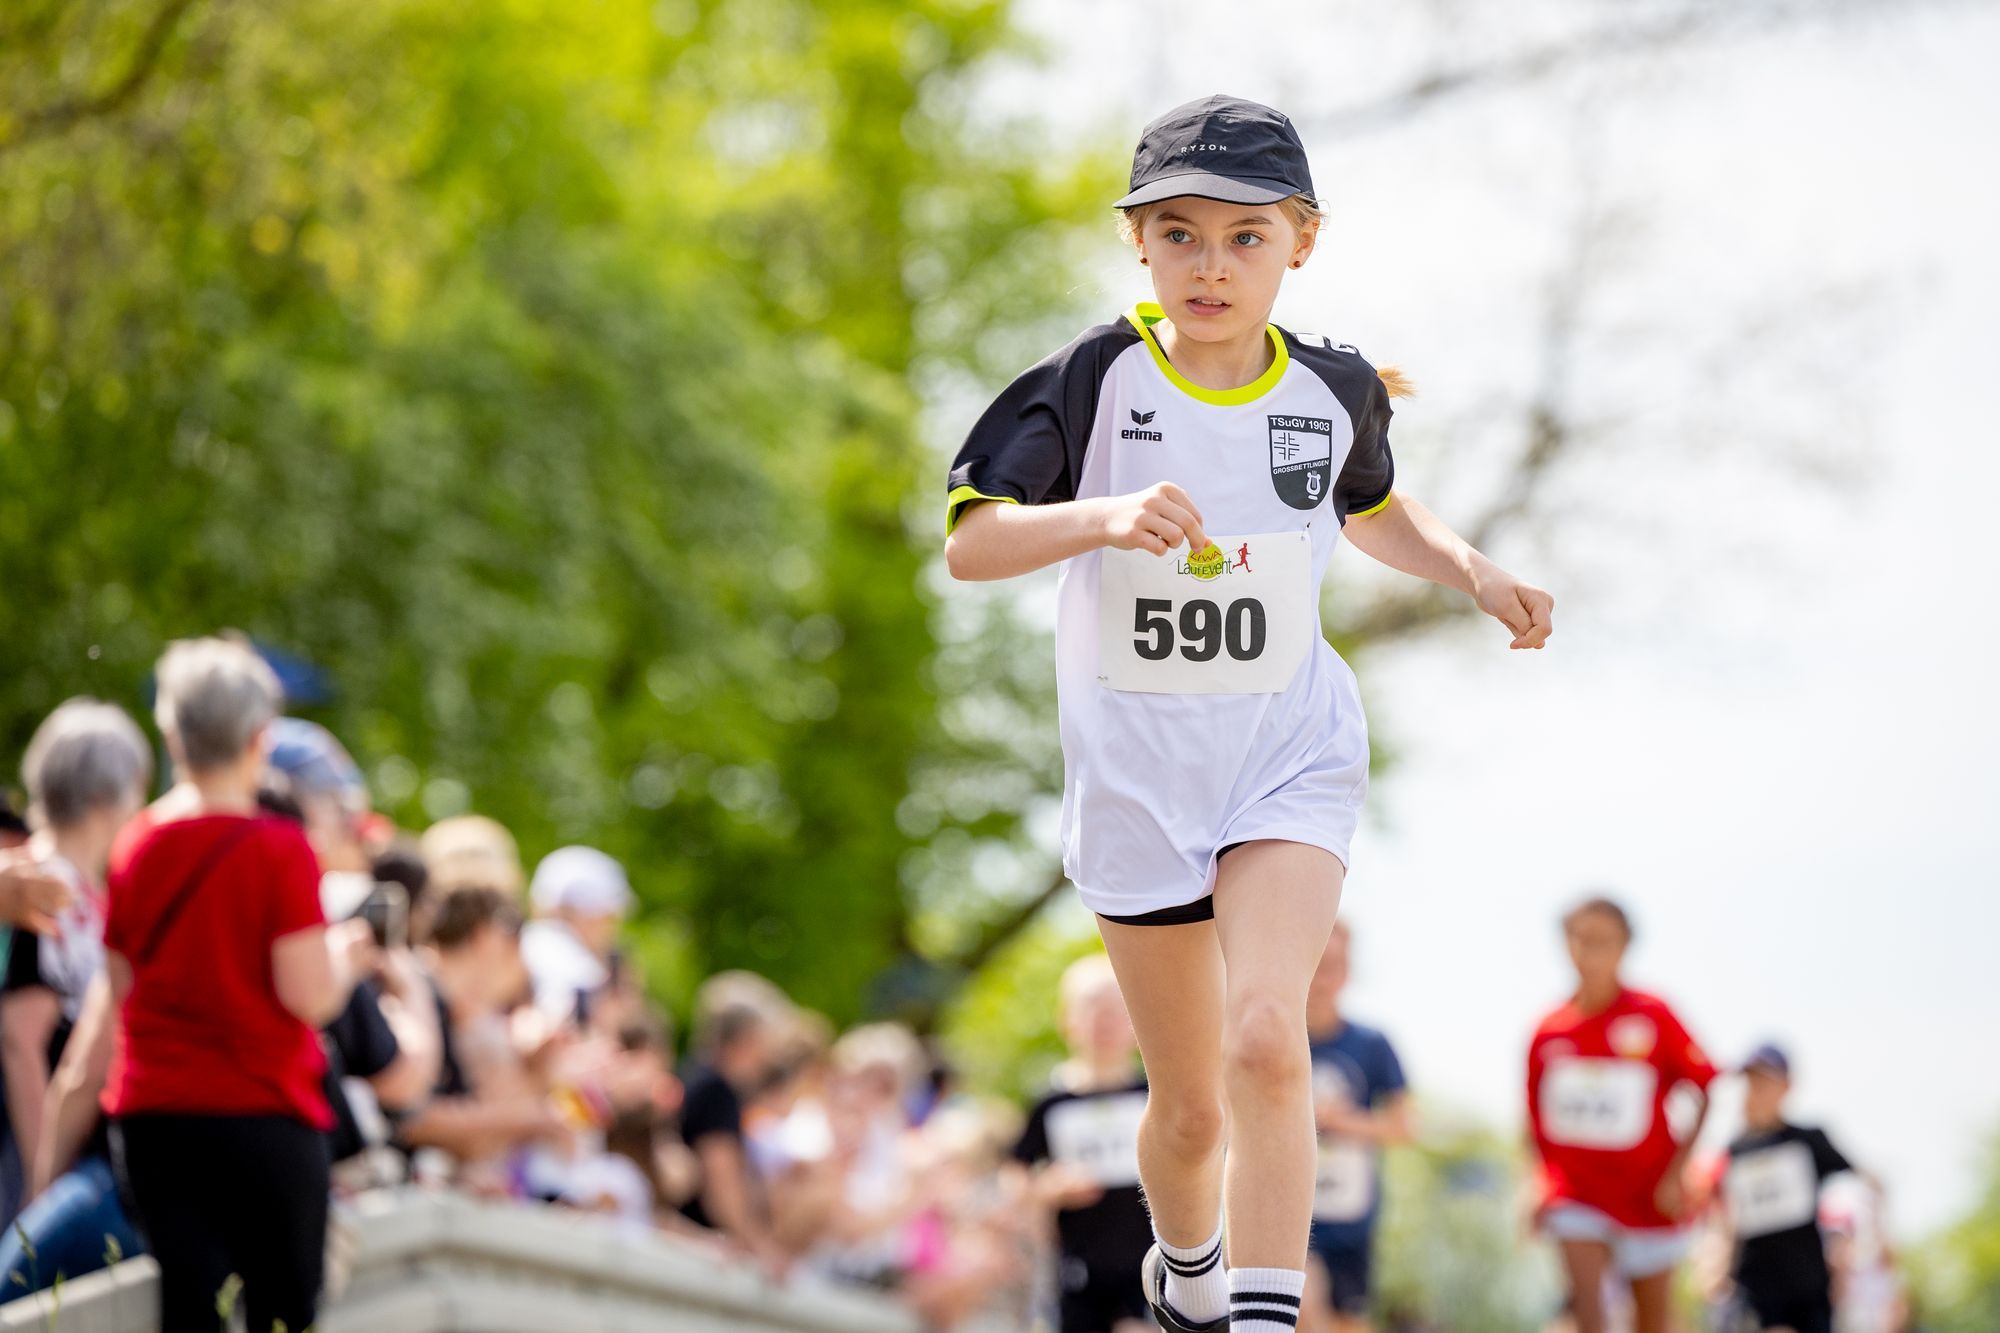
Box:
944;94;1553;1333
1527;897;1717;1333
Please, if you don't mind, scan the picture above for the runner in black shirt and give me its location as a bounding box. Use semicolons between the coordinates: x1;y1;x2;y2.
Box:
1013;955;1152;1333
1719;1044;1855;1333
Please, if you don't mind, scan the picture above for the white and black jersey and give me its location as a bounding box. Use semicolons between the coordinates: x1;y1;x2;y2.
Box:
946;302;1395;915
1724;1122;1853;1311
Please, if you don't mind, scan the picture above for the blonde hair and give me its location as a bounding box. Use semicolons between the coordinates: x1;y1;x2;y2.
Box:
1058;952;1120;1011
1117;194;1414;400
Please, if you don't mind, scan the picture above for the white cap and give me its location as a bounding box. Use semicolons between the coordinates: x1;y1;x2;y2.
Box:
528;845;634;917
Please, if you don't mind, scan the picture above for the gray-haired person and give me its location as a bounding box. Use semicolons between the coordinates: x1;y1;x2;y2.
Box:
102;637;370;1333
0;699;151;1273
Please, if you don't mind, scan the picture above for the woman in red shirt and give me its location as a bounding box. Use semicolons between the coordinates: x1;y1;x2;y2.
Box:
1526;897;1716;1333
104;638;368;1333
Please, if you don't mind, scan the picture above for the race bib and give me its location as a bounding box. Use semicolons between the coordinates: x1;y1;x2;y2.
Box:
1098;531;1313;694
1539;1057;1657;1150
1044;1090;1146;1188
1726;1141;1819;1237
1312;1139;1375;1222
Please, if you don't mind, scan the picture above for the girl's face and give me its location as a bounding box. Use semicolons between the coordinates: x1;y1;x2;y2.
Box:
1136;195;1314;344
1564;911;1628;990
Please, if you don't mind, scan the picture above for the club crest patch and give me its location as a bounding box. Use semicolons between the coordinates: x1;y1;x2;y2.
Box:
1268;415;1333;510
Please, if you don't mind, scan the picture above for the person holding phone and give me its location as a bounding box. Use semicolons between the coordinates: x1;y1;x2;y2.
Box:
265;720;441;1170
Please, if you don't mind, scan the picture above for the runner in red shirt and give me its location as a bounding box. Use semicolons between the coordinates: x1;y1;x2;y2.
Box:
1527;896;1716;1333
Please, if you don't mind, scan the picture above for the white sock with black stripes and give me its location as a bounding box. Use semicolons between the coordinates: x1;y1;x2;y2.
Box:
1156;1220;1228;1324
1229;1266;1305;1331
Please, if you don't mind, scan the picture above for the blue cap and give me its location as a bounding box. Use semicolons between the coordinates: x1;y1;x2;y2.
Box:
1741;1043;1790;1076
266;717;368;813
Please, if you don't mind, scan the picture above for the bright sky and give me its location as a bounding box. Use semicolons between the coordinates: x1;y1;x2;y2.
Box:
982;0;2000;1236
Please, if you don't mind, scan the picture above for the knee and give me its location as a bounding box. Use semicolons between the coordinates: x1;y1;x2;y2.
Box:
1223;992;1309;1090
1145;1089;1226;1159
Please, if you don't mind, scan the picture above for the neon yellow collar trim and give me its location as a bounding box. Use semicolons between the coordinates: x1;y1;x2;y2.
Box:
1124;302;1288;407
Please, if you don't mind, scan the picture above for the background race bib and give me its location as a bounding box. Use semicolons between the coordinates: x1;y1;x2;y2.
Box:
1312;1139;1375;1222
1726;1141;1820;1237
1539;1057;1658;1150
1044;1090;1146;1188
1098;531;1313;694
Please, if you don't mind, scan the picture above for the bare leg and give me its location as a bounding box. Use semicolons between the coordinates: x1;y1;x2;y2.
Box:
1629;1270;1674;1333
1097;915;1228;1247
1558;1240;1614;1333
1211;839;1345;1269
1299;1256;1334;1333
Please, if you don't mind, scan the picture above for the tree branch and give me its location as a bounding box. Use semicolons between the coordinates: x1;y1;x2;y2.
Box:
0;0;201;157
945;862;1070;982
1316;0;1968;138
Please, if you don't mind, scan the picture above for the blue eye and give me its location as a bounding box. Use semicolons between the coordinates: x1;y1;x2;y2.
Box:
1166;228;1192;244
1235;232;1263;247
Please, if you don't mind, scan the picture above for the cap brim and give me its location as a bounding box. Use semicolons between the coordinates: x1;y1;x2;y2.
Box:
1113;172;1301;209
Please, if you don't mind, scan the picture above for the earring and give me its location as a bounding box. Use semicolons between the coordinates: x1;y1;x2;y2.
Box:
1139;257;1149;266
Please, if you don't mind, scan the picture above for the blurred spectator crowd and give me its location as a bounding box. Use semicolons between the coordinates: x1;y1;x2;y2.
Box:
0;634;1912;1333
0;635;1087;1331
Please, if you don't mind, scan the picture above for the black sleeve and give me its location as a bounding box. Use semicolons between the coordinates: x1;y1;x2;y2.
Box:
679;1072;743;1145
1285;331;1397;521
1806;1127;1854;1179
1011;1095;1053;1167
1334;371;1396;519
1;931;46;995
325;980;401;1082
944;321;1135;534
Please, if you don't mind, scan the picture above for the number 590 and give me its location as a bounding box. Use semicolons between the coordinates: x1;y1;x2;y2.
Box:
1133;598;1267;662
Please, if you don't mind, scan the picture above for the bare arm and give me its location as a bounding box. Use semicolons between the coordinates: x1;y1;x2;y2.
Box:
1342;493;1554;648
943;484;1213;582
1656;1086;1711;1220
1;987;61;1182
271;920;367;1027
367;950;443;1112
692;1133;780;1256
34;970;117;1196
396;1095;570;1162
0;854;72;935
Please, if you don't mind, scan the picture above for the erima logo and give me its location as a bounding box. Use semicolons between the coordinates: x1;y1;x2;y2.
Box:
1121;408;1162;441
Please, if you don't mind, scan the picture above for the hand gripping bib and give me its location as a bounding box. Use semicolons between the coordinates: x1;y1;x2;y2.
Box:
1097;531;1313;694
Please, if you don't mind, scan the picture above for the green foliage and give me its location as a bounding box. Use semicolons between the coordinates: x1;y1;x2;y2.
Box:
1912;1129;2000;1331
0;0;1098;1024
1375;1119;1556;1330
938;902;1100;1098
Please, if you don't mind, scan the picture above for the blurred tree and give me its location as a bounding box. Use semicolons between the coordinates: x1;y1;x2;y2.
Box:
1375;1123;1556;1331
1912;1129;2000;1331
0;0;1097;1024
